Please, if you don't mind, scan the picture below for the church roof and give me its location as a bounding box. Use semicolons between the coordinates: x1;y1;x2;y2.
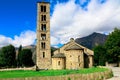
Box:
52;53;65;58
53;38;94;56
64;44;83;51
84;52;91;55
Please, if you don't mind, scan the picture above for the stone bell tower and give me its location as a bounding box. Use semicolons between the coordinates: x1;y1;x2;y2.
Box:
36;1;51;69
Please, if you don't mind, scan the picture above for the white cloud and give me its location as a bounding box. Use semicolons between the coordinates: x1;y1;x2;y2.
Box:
0;35;12;47
12;30;36;47
50;0;120;47
1;0;120;48
51;36;60;46
0;30;36;47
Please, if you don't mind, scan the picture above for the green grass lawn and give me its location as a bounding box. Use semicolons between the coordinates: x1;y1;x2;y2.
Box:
0;67;108;78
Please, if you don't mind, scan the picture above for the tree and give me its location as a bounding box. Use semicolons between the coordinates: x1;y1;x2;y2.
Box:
105;28;120;63
18;49;34;67
17;45;22;67
93;45;106;66
0;49;5;67
51;47;57;56
0;45;16;67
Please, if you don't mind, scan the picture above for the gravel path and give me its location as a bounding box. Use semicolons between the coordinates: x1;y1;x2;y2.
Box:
107;67;120;80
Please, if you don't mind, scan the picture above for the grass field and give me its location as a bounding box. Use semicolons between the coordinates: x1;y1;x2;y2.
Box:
0;67;108;78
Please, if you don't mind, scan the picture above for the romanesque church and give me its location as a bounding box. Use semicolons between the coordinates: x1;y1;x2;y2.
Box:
36;1;94;70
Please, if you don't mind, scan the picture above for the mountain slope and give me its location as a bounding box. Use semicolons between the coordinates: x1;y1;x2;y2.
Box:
75;32;108;49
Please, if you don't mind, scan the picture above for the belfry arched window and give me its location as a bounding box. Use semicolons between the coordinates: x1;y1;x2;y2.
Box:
44;15;46;21
41;5;43;12
41;24;46;31
41;42;46;49
41;5;46;12
41;34;46;40
41;15;46;21
44;6;46;12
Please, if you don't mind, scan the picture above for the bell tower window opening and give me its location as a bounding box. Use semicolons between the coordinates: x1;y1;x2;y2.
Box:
41;15;44;21
41;42;46;49
41;5;46;12
41;34;46;40
41;15;46;21
43;52;45;58
44;6;46;12
44;15;46;21
41;24;46;31
41;5;43;12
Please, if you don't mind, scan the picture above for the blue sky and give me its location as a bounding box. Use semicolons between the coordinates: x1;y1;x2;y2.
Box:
0;0;70;47
0;0;120;47
0;0;50;38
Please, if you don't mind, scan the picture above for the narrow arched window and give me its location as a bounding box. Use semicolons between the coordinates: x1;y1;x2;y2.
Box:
44;6;46;12
78;55;80;62
41;15;44;21
58;61;60;66
43;43;46;49
41;42;46;49
41;34;46;40
41;15;46;21
44;15;46;21
41;24;46;31
43;52;45;58
41;5;43;12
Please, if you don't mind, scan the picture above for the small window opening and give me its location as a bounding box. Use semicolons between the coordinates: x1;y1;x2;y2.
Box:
78;55;80;62
41;15;46;21
41;15;44;21
44;15;46;21
44;6;46;12
41;34;46;40
41;42;46;49
41;24;46;31
41;5;43;12
43;52;45;58
58;61;60;66
41;5;46;12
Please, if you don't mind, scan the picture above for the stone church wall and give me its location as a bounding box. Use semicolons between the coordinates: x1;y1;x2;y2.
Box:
65;50;84;69
52;58;65;70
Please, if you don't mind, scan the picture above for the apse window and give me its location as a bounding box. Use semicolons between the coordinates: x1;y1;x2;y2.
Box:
58;61;60;66
78;55;80;62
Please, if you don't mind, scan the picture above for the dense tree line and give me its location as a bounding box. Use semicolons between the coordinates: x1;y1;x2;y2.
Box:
17;45;34;67
94;45;106;66
94;28;120;66
0;45;16;67
0;45;34;68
